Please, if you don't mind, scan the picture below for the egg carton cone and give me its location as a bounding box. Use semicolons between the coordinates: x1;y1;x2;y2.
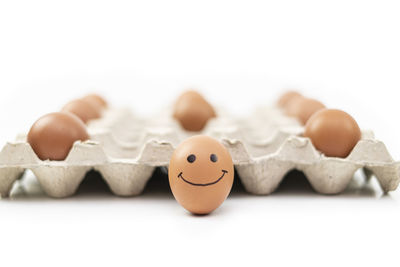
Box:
0;106;399;198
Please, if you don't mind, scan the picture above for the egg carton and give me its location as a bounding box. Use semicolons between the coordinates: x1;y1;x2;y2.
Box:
0;106;399;198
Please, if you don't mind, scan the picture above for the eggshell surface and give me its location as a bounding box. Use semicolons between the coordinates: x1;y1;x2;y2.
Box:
82;94;108;108
168;135;234;215
278;91;302;107
27;112;89;161
62;99;102;123
304;109;361;158
286;97;326;125
173;90;216;132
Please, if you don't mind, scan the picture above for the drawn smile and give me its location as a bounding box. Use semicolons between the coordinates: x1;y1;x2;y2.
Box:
178;170;228;186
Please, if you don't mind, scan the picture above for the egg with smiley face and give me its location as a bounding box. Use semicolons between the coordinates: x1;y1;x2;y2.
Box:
169;135;234;215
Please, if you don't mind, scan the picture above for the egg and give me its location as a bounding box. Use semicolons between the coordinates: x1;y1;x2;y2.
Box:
168;135;234;215
278;91;302;107
82;94;107;108
304;109;361;158
175;90;205;103
62;98;102;123
173;90;216;132
286;97;326;125
27;112;89;161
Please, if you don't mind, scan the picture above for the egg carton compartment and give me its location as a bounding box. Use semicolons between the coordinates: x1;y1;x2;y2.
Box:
0;106;399;198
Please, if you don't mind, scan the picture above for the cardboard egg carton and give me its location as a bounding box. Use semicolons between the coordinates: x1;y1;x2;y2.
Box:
0;106;399;198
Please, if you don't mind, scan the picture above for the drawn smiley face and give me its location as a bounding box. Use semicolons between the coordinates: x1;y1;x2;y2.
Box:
168;135;234;214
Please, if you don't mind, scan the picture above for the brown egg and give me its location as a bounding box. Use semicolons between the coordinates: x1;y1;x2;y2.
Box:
173;90;216;131
304;109;361;158
278;91;302;107
175;90;205;103
169;135;234;215
62;98;102;123
286;97;326;125
27;112;89;161
82;94;107;108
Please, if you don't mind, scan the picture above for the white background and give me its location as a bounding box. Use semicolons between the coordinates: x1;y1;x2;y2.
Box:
1;0;400;266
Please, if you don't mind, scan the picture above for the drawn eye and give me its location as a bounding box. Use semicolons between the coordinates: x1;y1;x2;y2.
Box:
210;154;218;162
187;154;196;163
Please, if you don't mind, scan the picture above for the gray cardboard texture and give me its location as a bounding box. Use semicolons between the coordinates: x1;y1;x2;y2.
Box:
0;106;399;198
